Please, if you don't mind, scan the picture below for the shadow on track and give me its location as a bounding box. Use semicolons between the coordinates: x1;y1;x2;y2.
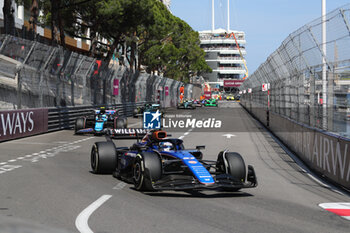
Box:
131;188;254;198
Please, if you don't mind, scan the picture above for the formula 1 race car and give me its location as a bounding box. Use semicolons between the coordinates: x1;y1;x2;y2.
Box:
133;103;163;118
204;98;218;107
193;99;203;107
74;107;127;135
226;94;235;101
90;129;257;192
177;100;196;109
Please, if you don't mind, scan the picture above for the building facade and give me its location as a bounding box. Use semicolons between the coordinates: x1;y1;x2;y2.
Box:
160;0;171;10
199;28;247;88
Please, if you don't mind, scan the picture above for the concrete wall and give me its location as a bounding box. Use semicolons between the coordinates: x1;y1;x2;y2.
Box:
240;97;350;190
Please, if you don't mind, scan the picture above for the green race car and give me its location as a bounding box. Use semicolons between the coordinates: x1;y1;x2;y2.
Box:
204;98;218;107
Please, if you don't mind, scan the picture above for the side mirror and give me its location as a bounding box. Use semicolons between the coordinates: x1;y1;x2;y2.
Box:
196;145;205;150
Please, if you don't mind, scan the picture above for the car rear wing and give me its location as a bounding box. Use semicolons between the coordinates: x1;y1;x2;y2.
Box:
106;128;150;140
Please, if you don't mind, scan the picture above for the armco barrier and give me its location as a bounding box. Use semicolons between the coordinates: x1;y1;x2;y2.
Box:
0;102;152;142
47;102;152;132
241;103;350;190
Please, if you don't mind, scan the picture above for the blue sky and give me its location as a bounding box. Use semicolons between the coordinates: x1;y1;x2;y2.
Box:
171;0;350;73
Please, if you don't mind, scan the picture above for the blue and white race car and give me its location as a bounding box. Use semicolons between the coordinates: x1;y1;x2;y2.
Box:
90;129;257;192
74;107;127;135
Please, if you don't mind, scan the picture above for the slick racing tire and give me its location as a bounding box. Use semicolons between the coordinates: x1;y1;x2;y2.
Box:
121;117;127;128
217;151;246;192
75;117;85;134
133;108;139;118
133;152;162;191
191;104;196;109
115;118;126;128
91;142;116;174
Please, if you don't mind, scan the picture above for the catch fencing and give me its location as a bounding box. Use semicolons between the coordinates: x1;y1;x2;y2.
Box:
0;35;196;110
240;4;350;139
240;5;350;190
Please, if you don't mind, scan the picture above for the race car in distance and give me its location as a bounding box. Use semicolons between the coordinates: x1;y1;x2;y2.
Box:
90;129;257;192
226;94;235;101
211;91;222;100
177;100;196;109
204;98;218;107
74;107;127;135
193;99;203;107
133;103;162;118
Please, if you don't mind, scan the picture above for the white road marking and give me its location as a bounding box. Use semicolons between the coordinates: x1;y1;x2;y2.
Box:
178;129;192;140
75;195;112;233
113;182;127;190
129;122;141;127
0;137;94;175
6;142;56;145
222;134;236;139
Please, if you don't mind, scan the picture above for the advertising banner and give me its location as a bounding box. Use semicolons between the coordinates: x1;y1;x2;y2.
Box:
113;79;119;96
224;80;244;87
0;109;48;142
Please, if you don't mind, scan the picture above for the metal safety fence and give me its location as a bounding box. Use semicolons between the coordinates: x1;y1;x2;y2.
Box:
47;102;150;132
0;35;196;110
240;4;350;138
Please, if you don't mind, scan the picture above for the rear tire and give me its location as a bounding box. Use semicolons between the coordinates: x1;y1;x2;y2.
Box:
217;151;246;191
115;118;126;128
75;118;85;134
133;152;162;191
91;142;116;174
122;117;127;128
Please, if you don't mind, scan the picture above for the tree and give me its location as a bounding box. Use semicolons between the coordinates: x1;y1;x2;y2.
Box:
30;0;210;82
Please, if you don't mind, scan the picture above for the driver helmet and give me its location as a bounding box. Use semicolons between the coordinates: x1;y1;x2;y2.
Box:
100;107;106;115
159;141;173;151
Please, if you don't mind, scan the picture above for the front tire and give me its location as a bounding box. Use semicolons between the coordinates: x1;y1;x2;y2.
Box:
75;117;85;134
91;142;116;174
133;108;139;118
217;151;246;191
133;152;162;191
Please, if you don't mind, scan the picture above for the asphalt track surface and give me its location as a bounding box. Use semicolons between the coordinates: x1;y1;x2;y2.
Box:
0;102;350;233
